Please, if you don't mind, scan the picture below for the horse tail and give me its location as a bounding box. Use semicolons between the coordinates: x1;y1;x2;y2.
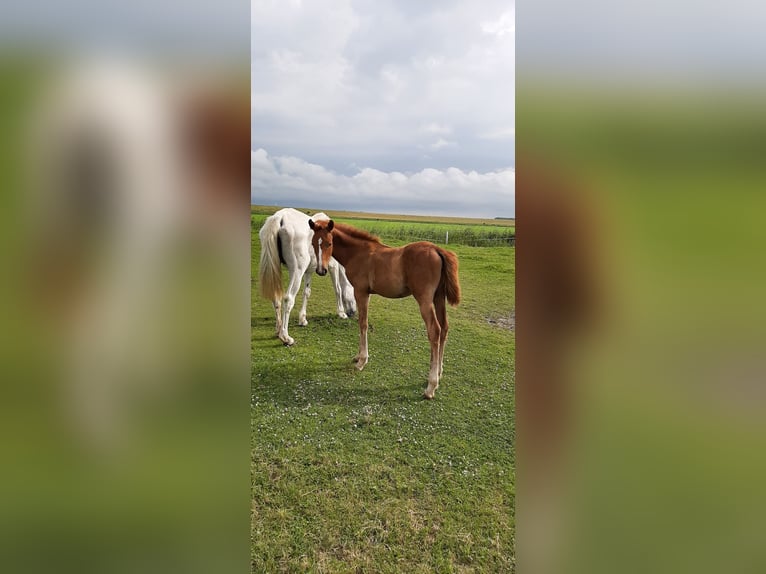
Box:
258;214;284;301
436;247;461;306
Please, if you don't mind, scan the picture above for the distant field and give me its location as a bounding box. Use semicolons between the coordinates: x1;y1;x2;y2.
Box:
251;204;515;227
251;205;515;247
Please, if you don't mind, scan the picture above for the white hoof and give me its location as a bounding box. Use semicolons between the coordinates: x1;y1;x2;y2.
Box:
352;356;368;370
338;312;348;319
280;335;295;346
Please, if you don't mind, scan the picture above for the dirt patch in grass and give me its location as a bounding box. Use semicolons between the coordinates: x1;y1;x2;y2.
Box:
485;311;515;330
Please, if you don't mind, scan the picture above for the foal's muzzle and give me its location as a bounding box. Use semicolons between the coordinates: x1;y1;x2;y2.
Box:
316;268;327;276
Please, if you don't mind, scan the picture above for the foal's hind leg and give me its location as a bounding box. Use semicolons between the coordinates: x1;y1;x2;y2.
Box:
418;298;442;399
434;292;448;378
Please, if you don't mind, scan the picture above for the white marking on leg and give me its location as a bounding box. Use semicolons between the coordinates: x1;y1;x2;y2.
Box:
354;293;370;370
298;272;311;326
329;260;347;318
279;257;306;346
273;299;282;335
361;329;368;361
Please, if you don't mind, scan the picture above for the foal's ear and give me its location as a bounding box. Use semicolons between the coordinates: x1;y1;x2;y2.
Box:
327;220;334;231
308;219;316;230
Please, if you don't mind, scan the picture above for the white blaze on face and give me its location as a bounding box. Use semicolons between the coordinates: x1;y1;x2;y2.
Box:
317;238;324;272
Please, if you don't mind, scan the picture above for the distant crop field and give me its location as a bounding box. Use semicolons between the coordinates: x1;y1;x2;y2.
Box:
251;204;514;227
251;205;515;247
251;211;515;572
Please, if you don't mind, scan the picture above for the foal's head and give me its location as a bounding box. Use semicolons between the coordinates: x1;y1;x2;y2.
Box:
308;218;334;276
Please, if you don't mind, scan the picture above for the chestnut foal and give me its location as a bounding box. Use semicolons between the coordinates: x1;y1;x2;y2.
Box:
308;219;461;399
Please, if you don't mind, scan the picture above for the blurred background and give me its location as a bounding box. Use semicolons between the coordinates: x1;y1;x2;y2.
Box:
0;1;249;573
517;1;766;573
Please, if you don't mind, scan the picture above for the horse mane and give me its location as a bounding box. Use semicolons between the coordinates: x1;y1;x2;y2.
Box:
333;222;382;244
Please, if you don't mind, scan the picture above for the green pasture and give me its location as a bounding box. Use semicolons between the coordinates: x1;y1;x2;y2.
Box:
250;206;515;247
332;218;514;247
250;205;515;228
251;213;515;572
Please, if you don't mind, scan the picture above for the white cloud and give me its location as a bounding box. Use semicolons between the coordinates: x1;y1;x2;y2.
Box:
478;126;515;140
421;122;453;135
481;8;515;38
251;1;515;214
252;149;514;218
430;138;457;150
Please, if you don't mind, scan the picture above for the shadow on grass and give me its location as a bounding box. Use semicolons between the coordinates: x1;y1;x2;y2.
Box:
252;311;458;408
253;357;427;409
251;335;281;344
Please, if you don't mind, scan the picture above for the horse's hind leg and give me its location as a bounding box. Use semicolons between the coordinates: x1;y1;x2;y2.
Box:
339;269;357;317
273;298;282;336
297;268;312;326
434;290;448;378
418;298;442;399
278;252;309;346
328;259;348;319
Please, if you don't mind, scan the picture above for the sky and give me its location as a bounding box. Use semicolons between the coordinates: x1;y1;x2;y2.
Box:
518;1;766;84
251;0;516;218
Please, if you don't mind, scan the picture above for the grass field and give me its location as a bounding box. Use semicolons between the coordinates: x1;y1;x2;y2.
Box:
251;211;515;572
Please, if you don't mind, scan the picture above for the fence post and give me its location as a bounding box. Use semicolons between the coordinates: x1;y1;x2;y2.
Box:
445;231;449;244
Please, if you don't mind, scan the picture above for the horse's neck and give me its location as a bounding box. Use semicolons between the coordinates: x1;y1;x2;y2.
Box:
333;229;373;266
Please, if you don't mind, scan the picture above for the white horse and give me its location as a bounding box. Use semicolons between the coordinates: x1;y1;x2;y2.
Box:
258;208;356;346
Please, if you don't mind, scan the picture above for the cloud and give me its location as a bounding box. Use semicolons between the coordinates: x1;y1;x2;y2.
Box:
481;8;515;38
252;149;514;218
478;126;515;140
251;0;515;177
430;138;457;150
421;122;453;135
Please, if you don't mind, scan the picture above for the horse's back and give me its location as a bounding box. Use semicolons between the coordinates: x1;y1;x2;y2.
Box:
398;242;460;304
264;208;310;241
266;208;331;233
385;242;441;296
270;207;309;227
401;242;443;265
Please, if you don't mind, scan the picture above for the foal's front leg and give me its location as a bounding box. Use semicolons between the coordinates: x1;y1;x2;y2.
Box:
353;291;370;370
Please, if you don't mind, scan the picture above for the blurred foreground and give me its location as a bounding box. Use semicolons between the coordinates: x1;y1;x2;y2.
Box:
516;1;766;569
517;41;766;574
0;21;249;574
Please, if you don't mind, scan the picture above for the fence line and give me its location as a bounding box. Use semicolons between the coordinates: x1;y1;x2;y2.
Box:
252;216;514;247
383;234;515;247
